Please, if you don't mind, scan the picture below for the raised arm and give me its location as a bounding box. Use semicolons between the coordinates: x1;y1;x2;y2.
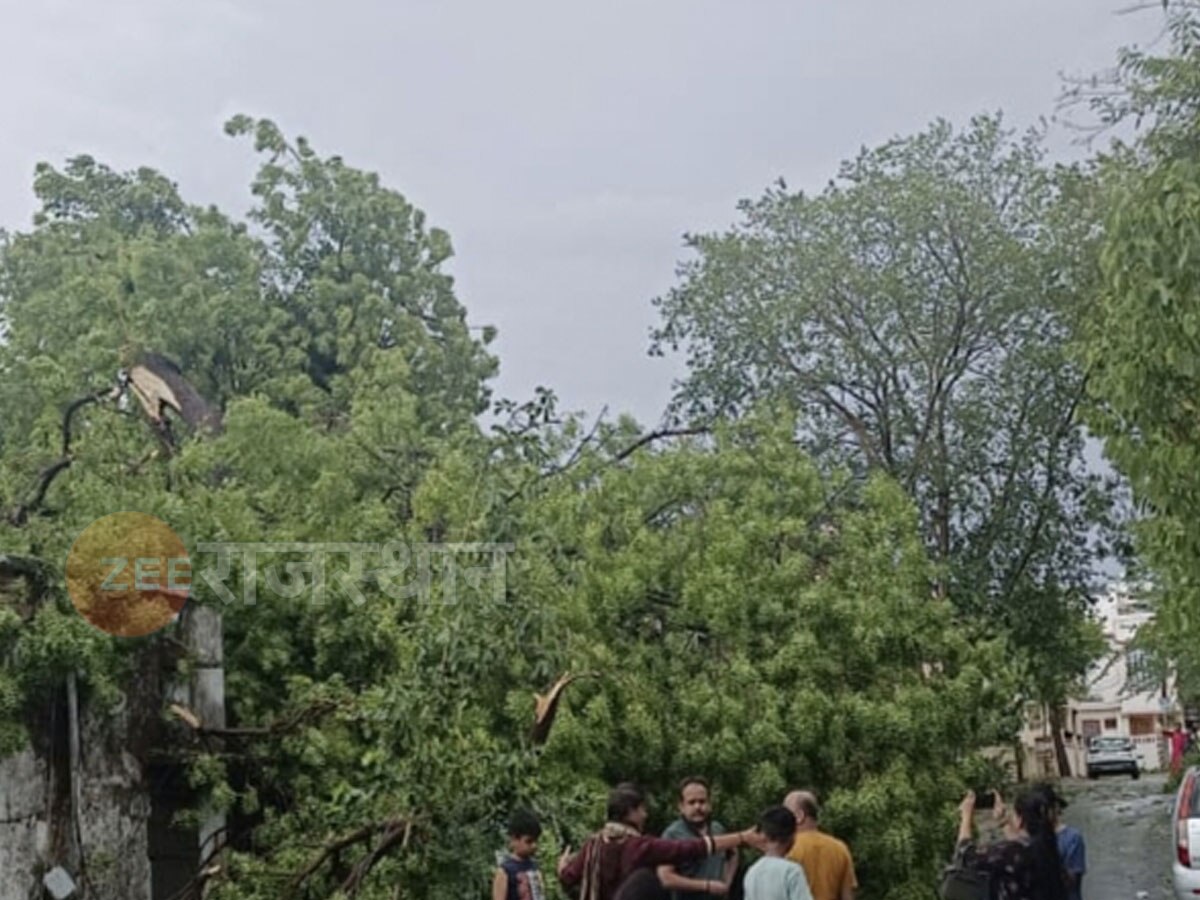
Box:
558;844;585;889
956;792;976;846
633;831;753;868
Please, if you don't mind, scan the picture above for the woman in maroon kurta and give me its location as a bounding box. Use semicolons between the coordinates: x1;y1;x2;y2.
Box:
558;784;755;900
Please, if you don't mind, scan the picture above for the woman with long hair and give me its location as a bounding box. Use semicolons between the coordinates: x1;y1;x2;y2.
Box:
954;788;1068;900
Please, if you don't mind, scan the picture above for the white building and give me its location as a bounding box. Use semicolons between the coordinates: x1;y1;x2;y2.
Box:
1017;584;1179;778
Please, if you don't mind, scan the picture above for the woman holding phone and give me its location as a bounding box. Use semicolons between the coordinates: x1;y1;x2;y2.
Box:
952;789;1068;900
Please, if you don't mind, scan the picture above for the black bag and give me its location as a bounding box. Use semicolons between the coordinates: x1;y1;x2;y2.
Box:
938;863;990;900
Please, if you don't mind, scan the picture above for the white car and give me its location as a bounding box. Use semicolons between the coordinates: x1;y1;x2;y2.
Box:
1085;735;1141;779
1172;766;1200;899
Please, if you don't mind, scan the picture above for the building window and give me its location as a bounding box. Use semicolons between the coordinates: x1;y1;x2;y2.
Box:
1082;720;1101;738
1104;718;1119;730
1129;714;1157;736
1126;649;1157;692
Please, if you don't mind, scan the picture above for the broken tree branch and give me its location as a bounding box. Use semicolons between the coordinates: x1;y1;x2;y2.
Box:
169;698;345;740
8;382;126;526
288;817;413;895
341;819;413;896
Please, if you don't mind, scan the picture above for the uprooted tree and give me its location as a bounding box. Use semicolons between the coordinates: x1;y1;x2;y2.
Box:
0;119;1016;900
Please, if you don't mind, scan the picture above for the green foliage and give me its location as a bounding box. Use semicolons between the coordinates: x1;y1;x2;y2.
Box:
519;417;1013;896
651;115;1114;718
1063;8;1200;160
0;118;1015;899
223;115;497;428
184;410;1008;899
1076;8;1200;699
1037;2;1200;732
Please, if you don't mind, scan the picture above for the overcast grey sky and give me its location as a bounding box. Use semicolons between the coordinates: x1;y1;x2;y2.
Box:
0;1;1162;426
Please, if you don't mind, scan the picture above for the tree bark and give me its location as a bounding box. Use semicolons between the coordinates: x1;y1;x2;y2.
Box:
1049;704;1072;778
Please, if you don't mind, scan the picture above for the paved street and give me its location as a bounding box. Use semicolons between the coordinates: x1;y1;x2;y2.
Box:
1059;773;1175;900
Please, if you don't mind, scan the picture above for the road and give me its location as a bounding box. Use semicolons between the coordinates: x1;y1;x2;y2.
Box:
1059;772;1175;900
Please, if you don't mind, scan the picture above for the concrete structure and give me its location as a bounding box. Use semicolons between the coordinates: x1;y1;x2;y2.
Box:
0;689;154;900
0;604;223;900
1016;585;1179;779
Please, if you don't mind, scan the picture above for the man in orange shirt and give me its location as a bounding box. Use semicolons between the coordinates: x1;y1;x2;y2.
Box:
782;791;857;900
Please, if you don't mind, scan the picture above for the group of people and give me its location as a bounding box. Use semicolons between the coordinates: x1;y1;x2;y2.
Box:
492;778;1089;900
493;777;856;900
953;783;1086;900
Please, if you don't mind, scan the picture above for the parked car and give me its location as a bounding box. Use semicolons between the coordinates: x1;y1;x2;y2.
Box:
1085;735;1141;779
1171;766;1200;899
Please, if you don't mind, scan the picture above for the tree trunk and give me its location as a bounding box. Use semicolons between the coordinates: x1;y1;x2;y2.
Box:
932;413;951;600
1049;705;1072;778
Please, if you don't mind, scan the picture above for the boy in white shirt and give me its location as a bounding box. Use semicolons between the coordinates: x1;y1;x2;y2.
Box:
743;807;814;900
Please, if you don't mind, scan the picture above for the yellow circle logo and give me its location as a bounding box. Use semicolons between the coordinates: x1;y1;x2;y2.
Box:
66;512;190;637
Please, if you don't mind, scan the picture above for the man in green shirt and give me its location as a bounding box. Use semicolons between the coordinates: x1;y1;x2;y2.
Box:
658;776;736;898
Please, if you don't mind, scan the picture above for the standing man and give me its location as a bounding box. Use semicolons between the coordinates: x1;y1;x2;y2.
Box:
558;783;756;900
1033;783;1086;900
658;776;737;898
781;791;857;900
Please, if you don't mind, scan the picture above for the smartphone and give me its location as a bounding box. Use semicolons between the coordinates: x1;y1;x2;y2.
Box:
972;789;996;810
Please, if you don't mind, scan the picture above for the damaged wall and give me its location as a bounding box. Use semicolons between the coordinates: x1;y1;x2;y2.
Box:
0;606;222;900
0;683;153;900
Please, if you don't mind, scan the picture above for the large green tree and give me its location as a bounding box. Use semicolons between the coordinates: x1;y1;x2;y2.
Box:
0;120;1009;899
0;118;509;898
651;116;1112;773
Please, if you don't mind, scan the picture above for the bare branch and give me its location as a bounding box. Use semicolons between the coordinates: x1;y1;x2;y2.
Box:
773;350;883;468
999;370;1093;604
610;426;710;463
341;819;412;896
501;407;609;504
288;817;413;894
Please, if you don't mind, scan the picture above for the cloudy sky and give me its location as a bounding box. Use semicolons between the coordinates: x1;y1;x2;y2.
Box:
0;1;1163;425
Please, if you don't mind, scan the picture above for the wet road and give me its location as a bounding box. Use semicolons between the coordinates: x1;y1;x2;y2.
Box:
1059;773;1175;900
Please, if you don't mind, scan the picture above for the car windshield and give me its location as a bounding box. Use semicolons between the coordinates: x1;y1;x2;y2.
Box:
1091;737;1134;751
